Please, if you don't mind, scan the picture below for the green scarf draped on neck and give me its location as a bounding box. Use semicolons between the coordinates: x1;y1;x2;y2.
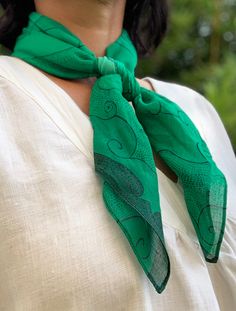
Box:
11;11;227;294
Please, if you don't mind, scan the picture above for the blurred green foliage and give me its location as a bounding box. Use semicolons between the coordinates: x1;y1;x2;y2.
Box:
137;0;236;150
0;1;235;149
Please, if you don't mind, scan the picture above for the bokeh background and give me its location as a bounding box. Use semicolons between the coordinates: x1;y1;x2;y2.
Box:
1;0;235;151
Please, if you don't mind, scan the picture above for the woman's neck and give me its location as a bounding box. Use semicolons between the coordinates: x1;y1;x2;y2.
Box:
34;0;126;57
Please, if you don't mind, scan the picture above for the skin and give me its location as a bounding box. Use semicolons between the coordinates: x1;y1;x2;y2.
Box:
34;0;178;183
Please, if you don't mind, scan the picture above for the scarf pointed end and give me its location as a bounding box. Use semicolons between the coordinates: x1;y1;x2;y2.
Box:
147;265;170;294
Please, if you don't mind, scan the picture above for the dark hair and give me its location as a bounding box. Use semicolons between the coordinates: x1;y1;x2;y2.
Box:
0;0;169;58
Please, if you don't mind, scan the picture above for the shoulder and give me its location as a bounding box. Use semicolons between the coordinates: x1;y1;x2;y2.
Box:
0;55;41;100
146;76;236;216
0;54;36;86
144;77;236;219
0;56;42;122
0;55;21;97
143;76;235;152
143;77;213;119
143;77;222;140
0;55;17;80
0;55;24;92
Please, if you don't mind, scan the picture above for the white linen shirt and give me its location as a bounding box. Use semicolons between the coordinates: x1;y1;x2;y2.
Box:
0;55;235;311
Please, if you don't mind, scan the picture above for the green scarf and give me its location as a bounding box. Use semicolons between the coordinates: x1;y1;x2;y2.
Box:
11;11;227;294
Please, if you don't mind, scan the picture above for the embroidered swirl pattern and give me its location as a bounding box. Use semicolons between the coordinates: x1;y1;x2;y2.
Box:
11;11;228;293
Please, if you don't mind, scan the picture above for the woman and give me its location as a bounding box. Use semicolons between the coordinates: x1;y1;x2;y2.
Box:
0;0;235;310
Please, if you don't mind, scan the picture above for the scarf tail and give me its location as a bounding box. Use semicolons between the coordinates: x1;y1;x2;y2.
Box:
90;75;171;293
135;88;228;261
100;177;170;293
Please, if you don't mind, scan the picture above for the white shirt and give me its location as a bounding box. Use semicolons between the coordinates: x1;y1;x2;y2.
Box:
0;55;235;311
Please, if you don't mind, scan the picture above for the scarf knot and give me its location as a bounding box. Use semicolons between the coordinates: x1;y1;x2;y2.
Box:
96;56;141;102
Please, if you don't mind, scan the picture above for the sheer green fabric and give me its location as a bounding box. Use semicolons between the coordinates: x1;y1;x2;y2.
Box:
11;11;227;293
